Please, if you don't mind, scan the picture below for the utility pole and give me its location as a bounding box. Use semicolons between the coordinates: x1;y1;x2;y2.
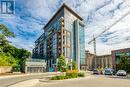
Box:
93;35;97;69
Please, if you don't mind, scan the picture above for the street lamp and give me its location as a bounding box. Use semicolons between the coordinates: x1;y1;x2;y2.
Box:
70;58;73;70
55;58;59;72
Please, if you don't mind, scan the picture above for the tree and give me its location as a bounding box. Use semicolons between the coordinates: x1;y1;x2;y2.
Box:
57;54;66;72
0;24;15;37
0;24;31;72
0;53;16;66
0;24;15;52
117;54;130;71
2;45;31;65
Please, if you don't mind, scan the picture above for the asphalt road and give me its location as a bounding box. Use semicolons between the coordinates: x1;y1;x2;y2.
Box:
34;75;130;87
0;73;57;87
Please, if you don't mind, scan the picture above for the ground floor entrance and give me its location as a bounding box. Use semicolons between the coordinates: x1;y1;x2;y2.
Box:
27;67;46;73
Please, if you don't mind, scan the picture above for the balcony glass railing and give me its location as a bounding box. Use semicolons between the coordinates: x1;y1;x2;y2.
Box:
27;59;45;62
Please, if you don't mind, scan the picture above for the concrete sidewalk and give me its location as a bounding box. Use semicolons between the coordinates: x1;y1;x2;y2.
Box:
0;72;60;87
0;72;59;80
8;74;91;87
8;79;39;87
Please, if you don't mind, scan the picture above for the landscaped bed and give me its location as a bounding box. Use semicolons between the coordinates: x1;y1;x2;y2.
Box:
51;70;85;80
50;55;86;80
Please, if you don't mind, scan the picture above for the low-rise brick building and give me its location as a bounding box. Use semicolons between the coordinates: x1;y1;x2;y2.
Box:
96;55;112;69
111;48;130;70
85;51;95;70
85;51;112;70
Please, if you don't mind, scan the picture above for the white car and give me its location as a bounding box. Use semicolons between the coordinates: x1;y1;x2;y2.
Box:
116;70;127;76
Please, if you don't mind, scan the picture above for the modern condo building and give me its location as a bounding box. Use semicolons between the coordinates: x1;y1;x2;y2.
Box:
32;4;85;71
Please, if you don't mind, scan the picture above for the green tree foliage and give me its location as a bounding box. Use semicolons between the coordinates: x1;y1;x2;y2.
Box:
0;53;16;66
0;24;31;70
120;54;129;64
72;61;77;70
2;45;31;64
67;60;77;70
0;24;15;52
0;24;15;37
117;54;130;72
3;45;31;59
57;54;66;72
0;35;9;47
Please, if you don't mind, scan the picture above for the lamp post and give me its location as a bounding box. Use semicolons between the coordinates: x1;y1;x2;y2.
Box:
70;58;73;70
56;58;58;73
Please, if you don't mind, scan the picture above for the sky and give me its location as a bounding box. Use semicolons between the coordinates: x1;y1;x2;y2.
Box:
0;0;130;55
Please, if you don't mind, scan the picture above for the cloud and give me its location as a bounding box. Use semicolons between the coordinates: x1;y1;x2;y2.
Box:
0;0;130;55
83;0;130;55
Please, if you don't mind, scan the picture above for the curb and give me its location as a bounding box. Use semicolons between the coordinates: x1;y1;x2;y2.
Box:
0;72;60;79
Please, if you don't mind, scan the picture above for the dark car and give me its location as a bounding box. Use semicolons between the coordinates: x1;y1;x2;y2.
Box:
104;69;113;75
93;69;100;75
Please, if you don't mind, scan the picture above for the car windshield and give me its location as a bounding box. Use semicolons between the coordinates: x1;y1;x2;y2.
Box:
118;70;125;72
105;70;111;72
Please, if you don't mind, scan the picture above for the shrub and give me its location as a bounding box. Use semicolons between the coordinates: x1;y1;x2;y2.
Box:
64;75;70;79
51;76;65;80
78;72;85;77
67;60;77;70
51;70;86;80
66;70;78;73
66;70;78;78
12;65;20;72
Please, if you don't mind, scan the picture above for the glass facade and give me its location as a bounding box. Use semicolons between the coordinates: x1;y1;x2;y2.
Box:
33;4;85;71
64;9;78;60
79;24;85;64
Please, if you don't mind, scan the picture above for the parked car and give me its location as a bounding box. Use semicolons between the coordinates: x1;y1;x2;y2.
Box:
104;69;113;75
93;69;101;75
101;70;105;75
116;70;127;76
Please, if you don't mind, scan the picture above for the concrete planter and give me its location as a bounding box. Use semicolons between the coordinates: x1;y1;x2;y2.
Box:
0;66;12;73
